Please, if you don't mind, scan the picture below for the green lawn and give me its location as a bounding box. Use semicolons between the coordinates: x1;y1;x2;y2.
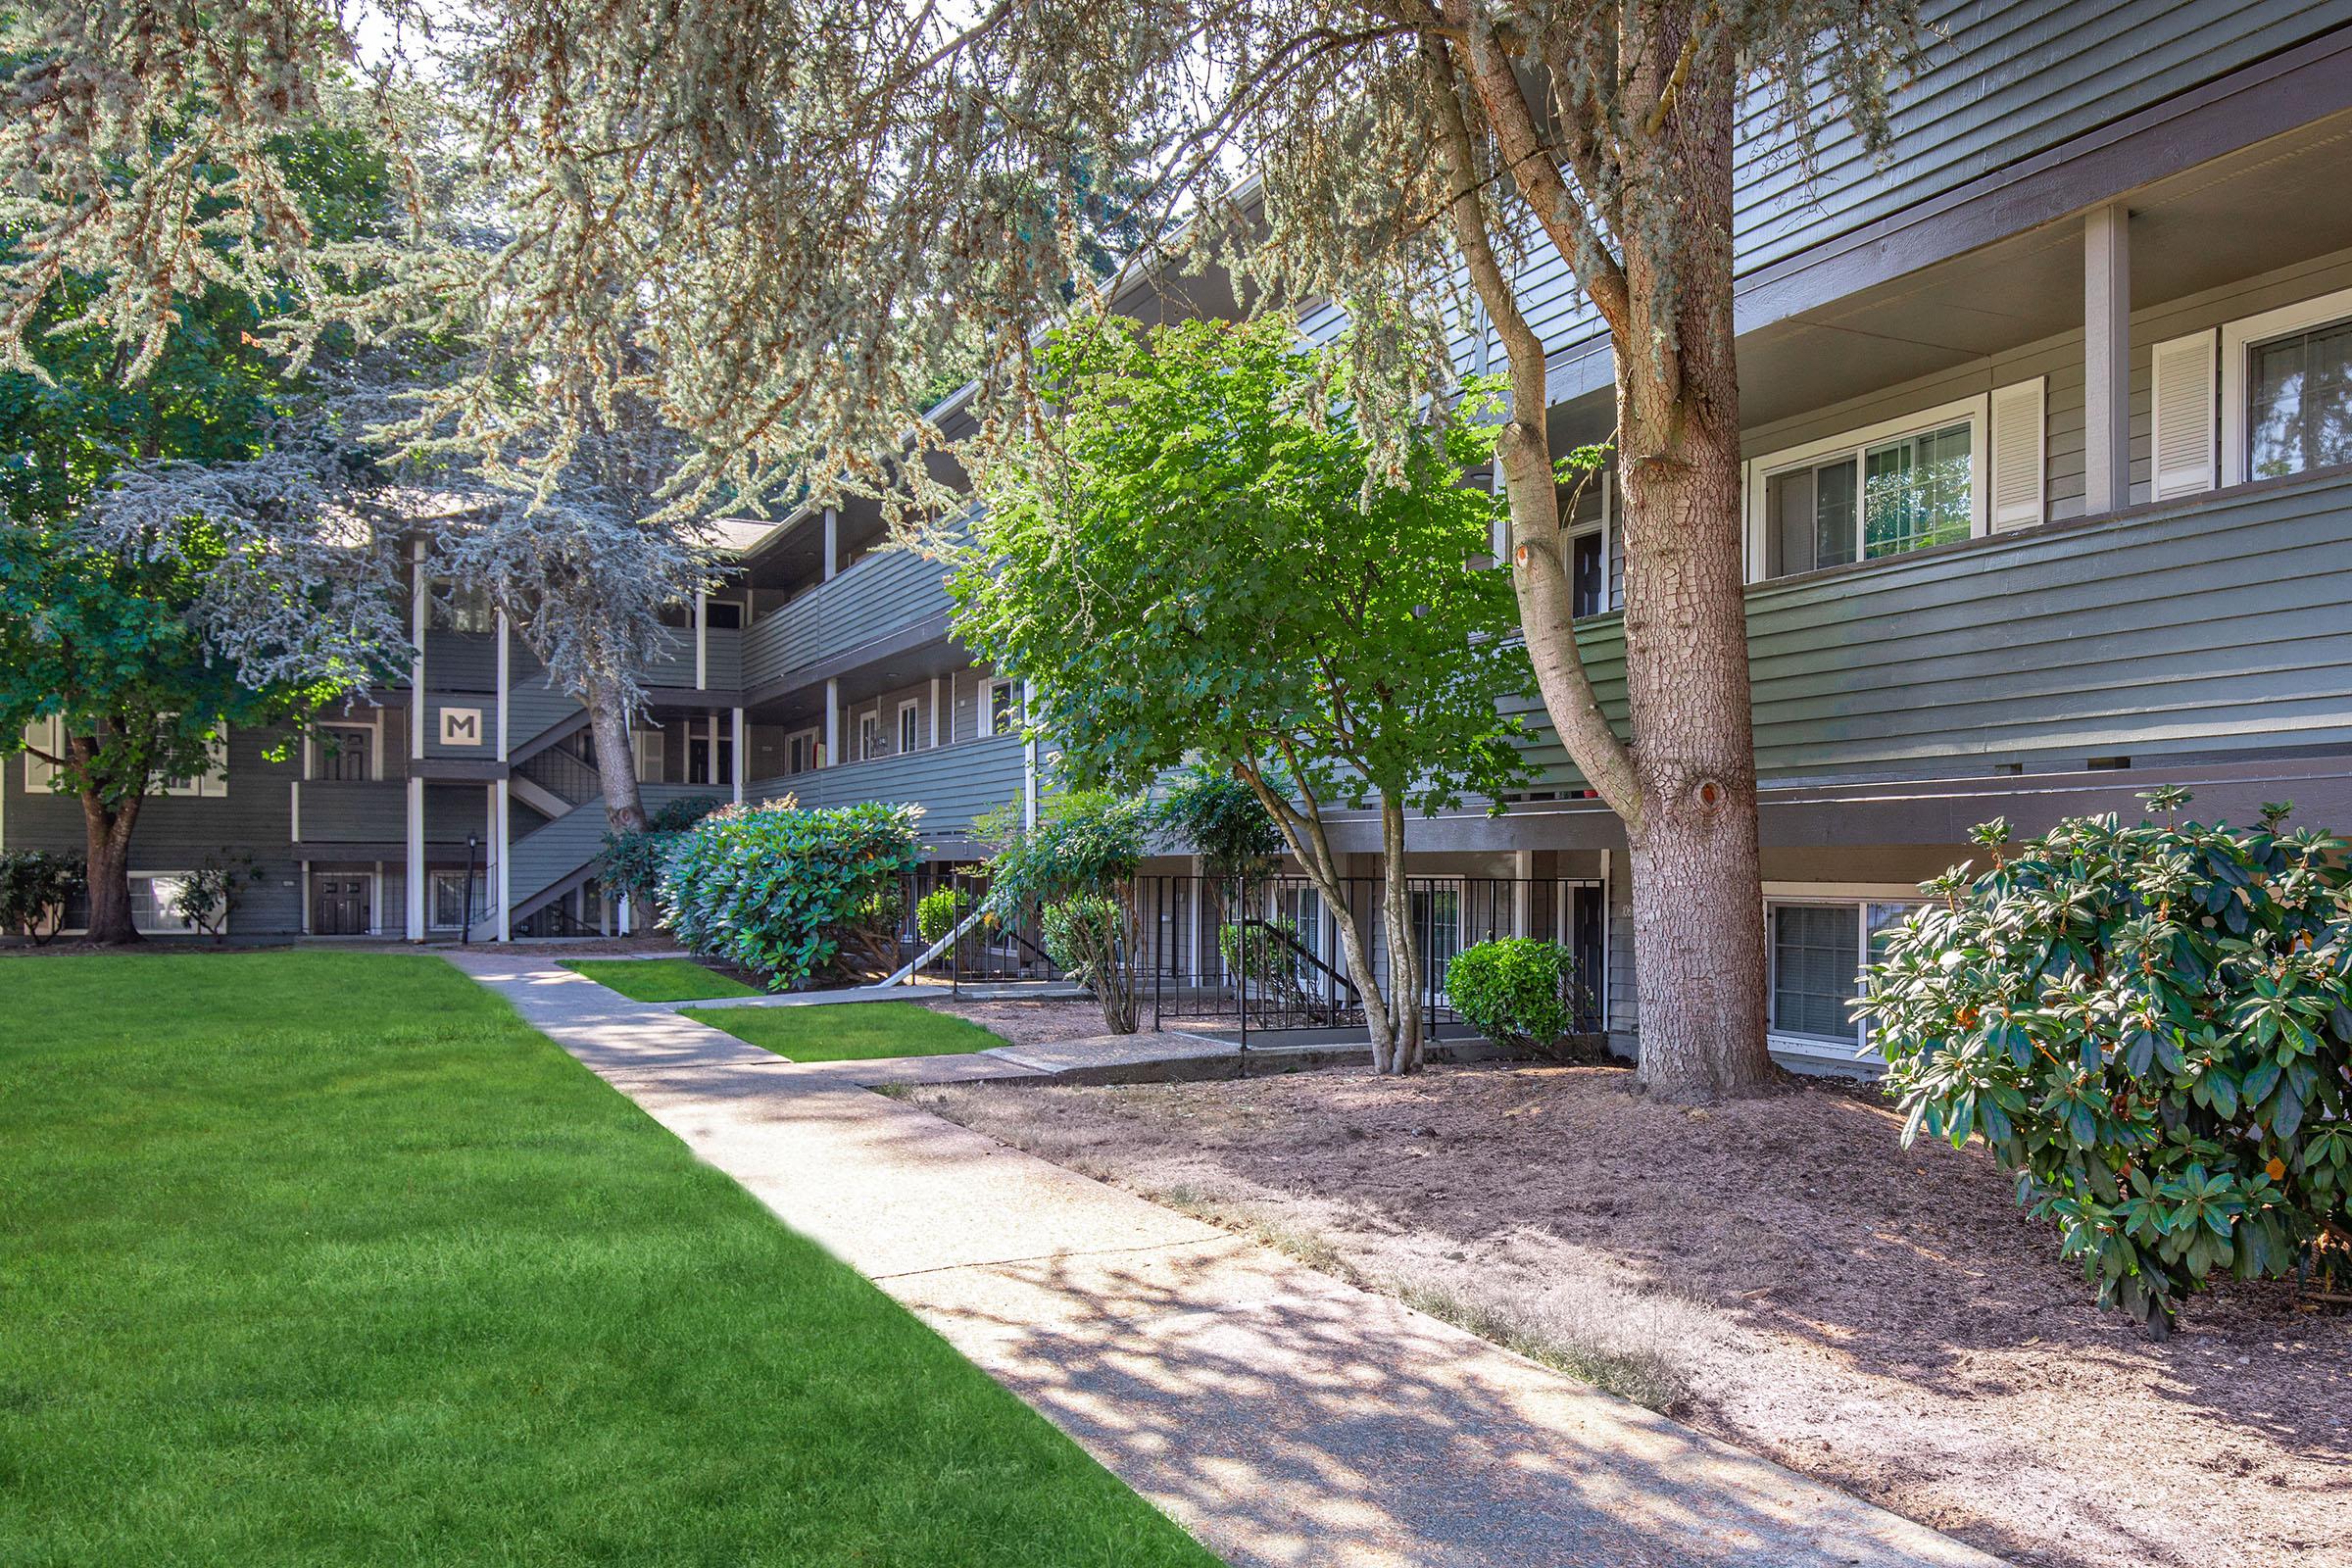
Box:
559;956;761;1002
0;952;1212;1567
682;1001;1006;1062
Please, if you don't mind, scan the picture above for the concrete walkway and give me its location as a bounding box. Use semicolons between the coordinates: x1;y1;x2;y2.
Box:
447;951;2007;1568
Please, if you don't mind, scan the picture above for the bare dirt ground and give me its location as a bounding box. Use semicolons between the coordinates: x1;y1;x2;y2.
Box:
931;995;1180;1047
908;1062;2352;1568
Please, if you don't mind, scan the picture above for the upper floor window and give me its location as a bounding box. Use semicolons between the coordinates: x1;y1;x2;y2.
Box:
2248;317;2352;481
428;581;496;634
1749;396;1993;580
897;701;919;754
981;678;1019;737
858;710;882;760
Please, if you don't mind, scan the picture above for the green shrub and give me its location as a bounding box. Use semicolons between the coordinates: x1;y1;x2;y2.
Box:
599;794;727;904
0;851;83;944
658;799;923;989
978;788;1149;908
168;852;260;942
1040;892;1140;1034
1446;939;1593;1060
1865;791;2352;1335
1155;767;1283;887
916;886;971;946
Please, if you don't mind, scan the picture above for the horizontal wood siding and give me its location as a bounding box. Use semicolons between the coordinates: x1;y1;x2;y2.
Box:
1469;1;2352;373
747;732;1024;844
741;545;956;694
1510;469;2352;791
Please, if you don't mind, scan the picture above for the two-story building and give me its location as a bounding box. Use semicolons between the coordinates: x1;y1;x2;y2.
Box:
13;3;2352;1074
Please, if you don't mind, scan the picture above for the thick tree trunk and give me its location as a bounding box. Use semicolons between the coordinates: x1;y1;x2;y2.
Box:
80;793;142;946
1616;446;1772;1101
584;676;649;834
1610;63;1774;1102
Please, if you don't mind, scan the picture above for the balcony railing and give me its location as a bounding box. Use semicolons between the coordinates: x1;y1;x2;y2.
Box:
746;731;1023;844
742;545;956;693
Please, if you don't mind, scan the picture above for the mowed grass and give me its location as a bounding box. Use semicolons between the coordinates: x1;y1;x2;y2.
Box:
0;952;1214;1568
682;1001;1005;1062
559;956;761;1002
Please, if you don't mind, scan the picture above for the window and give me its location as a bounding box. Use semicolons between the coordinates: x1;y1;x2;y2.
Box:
982;678;1019;738
898;700;920;755
631;727;664;784
858;711;881;760
786;731;813;774
1766;898;1921;1051
314;724;372;781
427;581;496;634
22;715;61;791
2248;317;2352;481
1571;530;1605;619
158;721;229;797
428;869;486;932
704;599;744;629
130;874;203;936
1751;399;1985;579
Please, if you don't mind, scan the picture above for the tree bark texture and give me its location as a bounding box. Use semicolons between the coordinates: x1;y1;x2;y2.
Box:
79;791;143;946
585;675;649;834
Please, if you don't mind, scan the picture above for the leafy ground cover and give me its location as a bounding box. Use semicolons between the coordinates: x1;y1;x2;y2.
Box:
560;955;760;1001
682;1000;1006;1062
0;952;1213;1567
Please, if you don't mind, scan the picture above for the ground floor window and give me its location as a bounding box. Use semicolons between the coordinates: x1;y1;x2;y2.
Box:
428;869;487;932
1766;897;1920;1051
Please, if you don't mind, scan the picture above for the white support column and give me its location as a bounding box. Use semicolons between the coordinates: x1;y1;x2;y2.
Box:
410;543;427;761
495;612;511;761
928;676;941;749
694;591;708;689
299;859;312;935
617;892;632;936
2083;202;2132;514
1512;850;1534;937
289;778;302;845
370;860;383;936
405;776;426;940
821;507;839;582
823;678;840;767
731;706;746;804
1022;679;1039;831
494;781;511;942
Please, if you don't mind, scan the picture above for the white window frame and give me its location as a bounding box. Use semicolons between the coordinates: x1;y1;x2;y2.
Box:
158;720;229;797
980;678;1017;738
858;710;881;761
785;727;817;775
2219;282;2352;488
129;871;206;936
1761;883;1925;1061
1744;395;1990;582
897;698;920;755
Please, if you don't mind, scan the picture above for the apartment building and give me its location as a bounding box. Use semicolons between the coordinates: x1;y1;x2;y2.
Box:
11;2;2352;1073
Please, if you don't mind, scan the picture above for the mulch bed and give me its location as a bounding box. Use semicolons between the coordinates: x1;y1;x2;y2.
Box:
910;1061;2352;1568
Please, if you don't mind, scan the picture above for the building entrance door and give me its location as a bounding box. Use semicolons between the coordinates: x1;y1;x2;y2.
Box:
313;874;370;936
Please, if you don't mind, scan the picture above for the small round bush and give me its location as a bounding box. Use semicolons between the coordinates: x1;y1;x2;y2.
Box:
659;799;923;988
1446;939;1592;1060
1866;792;2352;1335
916;886;971;946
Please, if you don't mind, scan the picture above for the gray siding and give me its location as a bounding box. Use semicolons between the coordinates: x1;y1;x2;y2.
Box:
742;545;955;694
1512;466;2352;793
748;732;1025;847
1490;0;2352;369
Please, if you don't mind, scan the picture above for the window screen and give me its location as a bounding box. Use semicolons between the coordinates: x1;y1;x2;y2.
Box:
1770;904;1859;1043
2250;318;2352;480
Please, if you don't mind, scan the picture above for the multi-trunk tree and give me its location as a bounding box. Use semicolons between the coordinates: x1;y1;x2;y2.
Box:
954;317;1534;1073
1;1;1928;1095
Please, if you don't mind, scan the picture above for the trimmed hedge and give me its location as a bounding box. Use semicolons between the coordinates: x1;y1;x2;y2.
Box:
1446;938;1594;1061
659;799;922;989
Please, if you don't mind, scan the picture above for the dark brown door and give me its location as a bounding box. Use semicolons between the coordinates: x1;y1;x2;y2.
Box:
313;875;370;936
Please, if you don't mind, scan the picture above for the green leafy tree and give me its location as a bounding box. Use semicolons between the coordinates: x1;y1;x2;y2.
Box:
1865;792;2352;1336
953;316;1535;1073
0;117;402;942
975;789;1151;1033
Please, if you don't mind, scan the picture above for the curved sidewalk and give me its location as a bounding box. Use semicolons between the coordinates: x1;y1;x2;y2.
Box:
448;951;2008;1568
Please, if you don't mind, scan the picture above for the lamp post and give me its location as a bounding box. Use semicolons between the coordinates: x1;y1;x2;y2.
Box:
462;833;479;946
